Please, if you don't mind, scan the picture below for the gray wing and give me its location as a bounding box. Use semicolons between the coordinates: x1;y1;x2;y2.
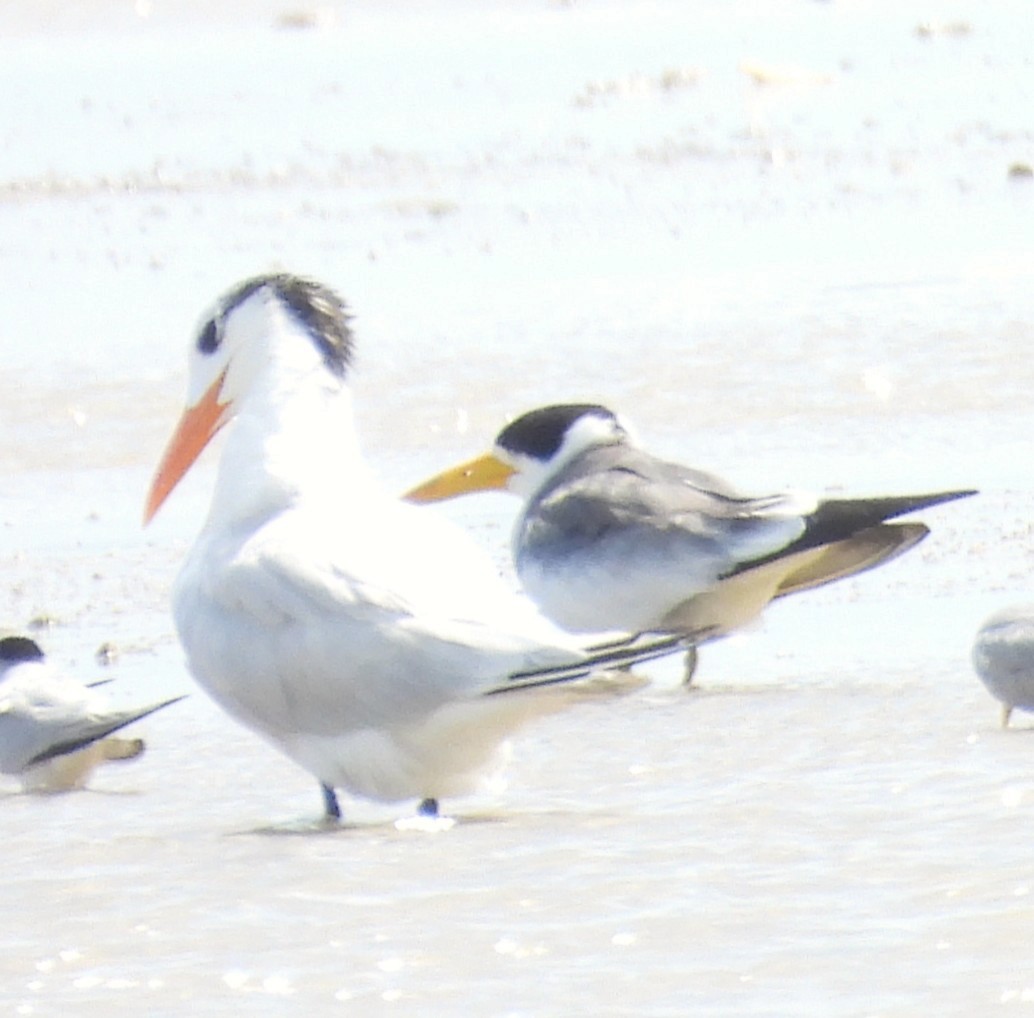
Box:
515;446;805;588
520;447;972;582
972;606;1034;709
20;697;185;767
0;686;183;773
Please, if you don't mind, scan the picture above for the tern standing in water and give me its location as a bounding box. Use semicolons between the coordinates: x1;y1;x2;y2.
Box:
145;277;687;824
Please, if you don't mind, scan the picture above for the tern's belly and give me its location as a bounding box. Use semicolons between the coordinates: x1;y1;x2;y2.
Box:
517;552;702;634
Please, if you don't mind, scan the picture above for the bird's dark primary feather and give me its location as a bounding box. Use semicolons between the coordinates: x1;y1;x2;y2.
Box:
736;488;976;574
490;631;695;694
24;696;187;768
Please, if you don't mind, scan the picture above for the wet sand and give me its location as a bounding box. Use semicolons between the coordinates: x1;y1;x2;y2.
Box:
2;1;1034;1013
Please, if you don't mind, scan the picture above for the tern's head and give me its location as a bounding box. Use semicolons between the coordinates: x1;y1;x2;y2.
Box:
0;636;45;670
145;274;355;523
405;403;632;503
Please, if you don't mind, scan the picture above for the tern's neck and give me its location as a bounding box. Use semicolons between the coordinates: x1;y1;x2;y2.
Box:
521;443;618;503
206;371;374;530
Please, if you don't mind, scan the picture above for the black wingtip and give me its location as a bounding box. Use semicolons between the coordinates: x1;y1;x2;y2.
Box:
881;488;978;518
820;488;977;528
24;694;188;768
491;630;703;696
749;487;977;569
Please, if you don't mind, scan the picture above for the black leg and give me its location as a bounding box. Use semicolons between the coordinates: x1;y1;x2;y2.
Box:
417;797;439;817
321;782;341;820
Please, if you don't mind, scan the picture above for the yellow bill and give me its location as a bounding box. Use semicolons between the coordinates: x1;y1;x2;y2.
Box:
403;452;515;503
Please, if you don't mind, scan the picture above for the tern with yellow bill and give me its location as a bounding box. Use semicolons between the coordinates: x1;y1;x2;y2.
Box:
145;278;688;824
406;404;975;680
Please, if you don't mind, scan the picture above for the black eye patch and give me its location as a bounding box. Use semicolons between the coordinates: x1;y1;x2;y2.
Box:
198;317;220;354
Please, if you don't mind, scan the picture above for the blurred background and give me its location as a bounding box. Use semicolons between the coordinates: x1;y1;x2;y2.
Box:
1;2;1032;1013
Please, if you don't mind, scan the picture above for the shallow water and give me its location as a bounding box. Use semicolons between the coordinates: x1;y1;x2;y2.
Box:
2;1;1034;1014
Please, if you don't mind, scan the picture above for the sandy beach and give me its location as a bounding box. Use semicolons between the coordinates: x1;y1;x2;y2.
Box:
2;1;1034;1013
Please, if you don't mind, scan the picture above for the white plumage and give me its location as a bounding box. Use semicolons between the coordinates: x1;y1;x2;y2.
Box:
0;636;182;792
146;276;681;821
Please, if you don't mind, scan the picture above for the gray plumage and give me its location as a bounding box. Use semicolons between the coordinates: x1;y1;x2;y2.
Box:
972;606;1034;727
0;636;184;789
518;438;971;637
407;405;976;679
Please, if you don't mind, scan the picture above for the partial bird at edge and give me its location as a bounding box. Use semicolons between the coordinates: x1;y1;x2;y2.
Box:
0;635;186;793
972;605;1034;728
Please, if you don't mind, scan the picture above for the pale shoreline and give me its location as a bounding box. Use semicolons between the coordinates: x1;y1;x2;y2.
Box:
2;2;1034;1012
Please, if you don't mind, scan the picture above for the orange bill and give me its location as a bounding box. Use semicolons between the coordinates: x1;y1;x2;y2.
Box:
403;452;515;503
144;370;229;524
